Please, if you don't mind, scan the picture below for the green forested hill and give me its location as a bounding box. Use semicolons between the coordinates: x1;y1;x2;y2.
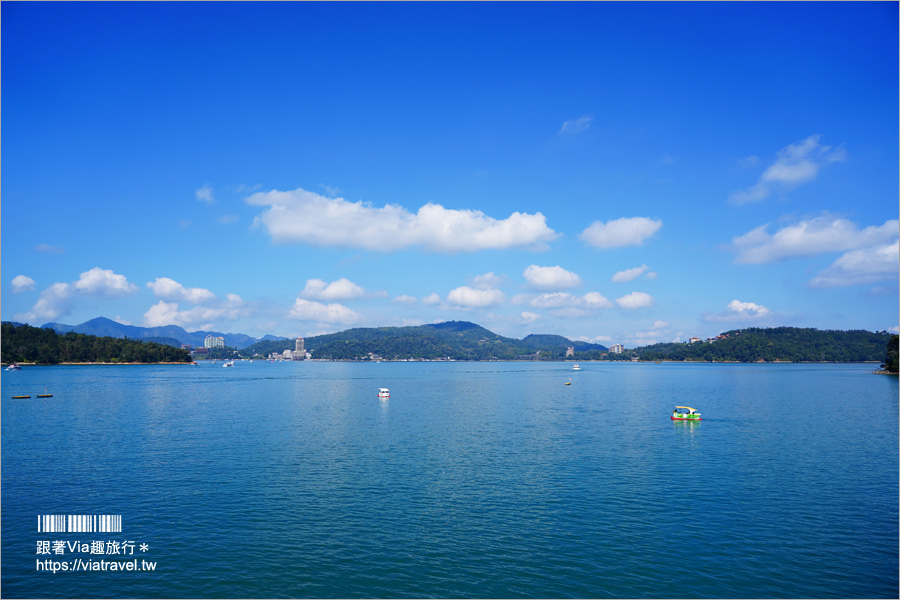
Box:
636;327;892;363
1;323;192;364
242;321;607;361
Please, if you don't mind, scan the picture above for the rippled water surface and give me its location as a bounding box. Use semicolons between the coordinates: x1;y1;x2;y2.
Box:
2;362;897;598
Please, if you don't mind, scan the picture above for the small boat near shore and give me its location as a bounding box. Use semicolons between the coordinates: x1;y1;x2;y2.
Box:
6;363;21;371
223;360;235;367
671;406;701;421
572;363;581;371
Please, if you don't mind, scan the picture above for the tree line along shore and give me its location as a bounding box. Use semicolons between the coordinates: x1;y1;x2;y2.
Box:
2;321;897;372
1;323;192;365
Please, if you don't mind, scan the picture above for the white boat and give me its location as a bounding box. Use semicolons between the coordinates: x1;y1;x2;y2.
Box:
378;388;390;398
6;363;21;371
223;360;235;367
572;363;581;371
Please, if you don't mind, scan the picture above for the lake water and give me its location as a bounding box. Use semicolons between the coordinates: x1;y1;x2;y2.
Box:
2;361;897;598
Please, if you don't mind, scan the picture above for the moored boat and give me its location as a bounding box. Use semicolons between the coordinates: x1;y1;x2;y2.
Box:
572;363;581;371
671;406;701;420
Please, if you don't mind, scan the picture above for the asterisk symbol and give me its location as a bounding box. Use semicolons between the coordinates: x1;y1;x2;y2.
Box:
139;544;149;552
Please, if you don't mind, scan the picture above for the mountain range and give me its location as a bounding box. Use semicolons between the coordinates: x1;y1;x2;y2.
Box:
40;317;287;349
13;317;894;364
37;317;606;359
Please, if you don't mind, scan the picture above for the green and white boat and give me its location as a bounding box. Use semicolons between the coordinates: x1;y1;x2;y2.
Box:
671;406;702;421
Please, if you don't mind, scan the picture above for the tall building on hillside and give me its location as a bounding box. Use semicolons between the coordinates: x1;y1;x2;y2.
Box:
294;337;305;360
610;344;624;354
204;335;225;348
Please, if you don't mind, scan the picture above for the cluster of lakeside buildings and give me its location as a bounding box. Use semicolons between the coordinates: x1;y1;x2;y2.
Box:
267;337;308;361
181;335;310;361
565;344;626;356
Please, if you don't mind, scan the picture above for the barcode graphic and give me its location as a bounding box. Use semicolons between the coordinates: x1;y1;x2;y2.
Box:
38;515;122;533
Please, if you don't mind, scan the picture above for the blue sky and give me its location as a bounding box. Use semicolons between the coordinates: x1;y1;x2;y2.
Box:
3;2;898;346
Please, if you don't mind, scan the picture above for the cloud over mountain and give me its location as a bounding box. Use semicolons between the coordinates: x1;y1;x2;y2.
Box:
147;277;216;303
15;268;138;322
247;188;558;253
704;300;774;323
301;278;368;301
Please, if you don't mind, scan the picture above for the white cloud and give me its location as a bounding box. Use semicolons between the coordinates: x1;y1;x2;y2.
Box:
218;214;239;224
580;217;662;249
611;264;656;283
15;282;73;322
35;243;64;254
11;275;36;293
72;267;138;297
147;277;216;303
523;265;582;289
583;292;614;309
143;295;249;330
560;116;592;135
516;291;613;312
445;286;505;308
422;293;441;306
143;301;185;327
615;291;654;309
196;184;214;203
247;187;558;252
301;278;367;301
623;320;674;346
704;299;773;323
530;292;579;309
520;311;541;324
393;294;418;304
729;135;846;204
810;241;900;288
472;272;505;290
730;216;899;264
727;300;771;316
287;298;361;324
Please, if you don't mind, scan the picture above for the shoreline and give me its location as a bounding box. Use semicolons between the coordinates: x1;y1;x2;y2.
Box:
3;360;887;367
3;362;194;366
